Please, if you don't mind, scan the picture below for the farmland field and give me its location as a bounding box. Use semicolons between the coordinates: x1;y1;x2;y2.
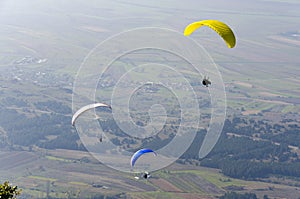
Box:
1;149;300;198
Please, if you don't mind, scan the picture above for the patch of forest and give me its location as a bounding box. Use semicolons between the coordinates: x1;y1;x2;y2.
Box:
181;117;300;180
0;102;84;150
1;96;300;181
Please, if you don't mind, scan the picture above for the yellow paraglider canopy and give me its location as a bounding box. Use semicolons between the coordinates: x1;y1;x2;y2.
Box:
184;19;236;48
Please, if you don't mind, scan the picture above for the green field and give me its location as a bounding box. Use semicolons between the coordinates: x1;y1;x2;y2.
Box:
1;149;300;198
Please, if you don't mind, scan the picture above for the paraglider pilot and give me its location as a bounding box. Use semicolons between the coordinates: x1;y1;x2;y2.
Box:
141;171;150;179
202;76;211;87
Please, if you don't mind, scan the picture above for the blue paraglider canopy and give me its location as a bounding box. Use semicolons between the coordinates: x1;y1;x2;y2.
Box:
130;148;156;168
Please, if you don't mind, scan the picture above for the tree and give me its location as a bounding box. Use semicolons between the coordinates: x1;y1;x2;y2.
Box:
0;181;22;199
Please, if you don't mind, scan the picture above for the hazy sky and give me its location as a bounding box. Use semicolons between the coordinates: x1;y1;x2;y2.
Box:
1;0;299;78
